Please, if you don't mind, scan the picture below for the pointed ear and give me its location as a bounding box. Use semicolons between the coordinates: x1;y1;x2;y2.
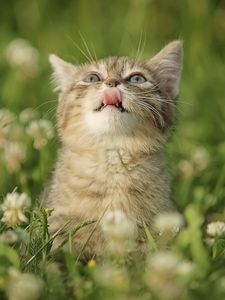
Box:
148;40;183;98
49;54;76;92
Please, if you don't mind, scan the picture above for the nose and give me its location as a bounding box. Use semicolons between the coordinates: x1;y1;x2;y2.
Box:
104;78;120;87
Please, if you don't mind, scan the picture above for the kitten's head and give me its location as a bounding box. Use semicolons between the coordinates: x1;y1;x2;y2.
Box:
50;41;183;152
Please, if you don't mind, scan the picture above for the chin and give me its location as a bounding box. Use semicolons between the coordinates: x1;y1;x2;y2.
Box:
85;109;140;136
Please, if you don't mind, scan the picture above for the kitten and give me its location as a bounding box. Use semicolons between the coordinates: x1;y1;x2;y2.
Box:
45;40;183;261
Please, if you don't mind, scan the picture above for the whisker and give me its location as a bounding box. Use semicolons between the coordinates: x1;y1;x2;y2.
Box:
122;90;172;103
125;95;164;128
33;100;57;112
67;35;93;64
137;96;184;115
134;31;143;63
134;30;146;64
91;42;98;62
122;87;160;96
140;101;164;125
138;32;146;61
78;31;96;63
137;96;186;113
122;89;191;106
140;96;177;106
44;106;57;119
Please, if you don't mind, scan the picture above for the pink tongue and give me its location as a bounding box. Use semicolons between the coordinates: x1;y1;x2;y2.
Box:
103;88;121;105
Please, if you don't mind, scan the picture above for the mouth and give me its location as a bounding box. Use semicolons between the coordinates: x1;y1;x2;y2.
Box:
95;102;127;113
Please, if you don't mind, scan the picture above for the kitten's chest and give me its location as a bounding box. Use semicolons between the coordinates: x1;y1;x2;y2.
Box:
58;148;154;216
97;149;137;189
89;149;147;208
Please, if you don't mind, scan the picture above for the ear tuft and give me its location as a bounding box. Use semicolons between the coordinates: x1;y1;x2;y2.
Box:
148;40;183;98
49;54;76;92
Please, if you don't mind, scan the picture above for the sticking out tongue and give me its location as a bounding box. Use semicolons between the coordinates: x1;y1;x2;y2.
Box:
103;88;122;106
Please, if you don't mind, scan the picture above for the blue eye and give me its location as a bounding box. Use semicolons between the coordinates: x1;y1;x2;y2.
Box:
83;73;101;83
127;74;146;84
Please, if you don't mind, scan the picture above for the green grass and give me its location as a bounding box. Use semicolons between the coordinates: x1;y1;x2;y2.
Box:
0;0;225;299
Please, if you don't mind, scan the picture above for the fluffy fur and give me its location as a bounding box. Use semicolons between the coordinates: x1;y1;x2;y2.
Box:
45;41;183;261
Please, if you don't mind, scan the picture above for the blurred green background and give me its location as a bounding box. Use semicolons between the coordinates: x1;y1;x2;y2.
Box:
0;0;225;215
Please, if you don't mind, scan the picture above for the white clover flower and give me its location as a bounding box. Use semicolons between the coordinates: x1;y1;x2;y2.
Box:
178;148;209;178
0;109;16;127
101;210;135;239
0;123;23;150
148;252;194;276
7;124;23;141
101;210;136;256
19;108;38;123
1;192;31;227
94;264;128;289
177;160;194;177
176;261;194;276
5;268;43;300
4;142;25;173
146;252;182;300
146;251;193;299
4;38;39;77
154;212;184;233
26;119;54;149
192;147;209;171
148;251;181;271
0;229;18;244
206;221;225;237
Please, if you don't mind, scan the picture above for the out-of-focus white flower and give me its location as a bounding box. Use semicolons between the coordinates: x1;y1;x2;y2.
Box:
147;251;194;277
177;160;194;177
176;261;194;276
26;119;54;149
95;264;128;289
102;210;134;238
4;38;39;77
0;109;16;127
19;108;38;123
154;212;184;233
0;229;18;244
146;251;194;299
0;124;23;150
101;210;136;256
192;147;209;171
7;124;23;141
148;251;181;271
4;142;25;173
206;221;225;237
178;147;209;178
146;251;182;299
1;192;31;227
5;268;43;300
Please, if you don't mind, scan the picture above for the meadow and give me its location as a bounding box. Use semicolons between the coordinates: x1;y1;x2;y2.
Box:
0;0;225;299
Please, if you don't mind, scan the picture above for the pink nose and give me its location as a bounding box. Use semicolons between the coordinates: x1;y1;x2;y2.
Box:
103;87;122;105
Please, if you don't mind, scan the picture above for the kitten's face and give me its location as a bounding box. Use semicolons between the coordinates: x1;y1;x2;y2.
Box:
50;41;183;149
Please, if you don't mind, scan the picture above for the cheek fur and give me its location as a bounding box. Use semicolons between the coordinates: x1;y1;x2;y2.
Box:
57;91;85;135
121;83;176;131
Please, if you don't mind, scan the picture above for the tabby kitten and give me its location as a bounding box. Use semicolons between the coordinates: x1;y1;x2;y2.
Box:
45;40;183;261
